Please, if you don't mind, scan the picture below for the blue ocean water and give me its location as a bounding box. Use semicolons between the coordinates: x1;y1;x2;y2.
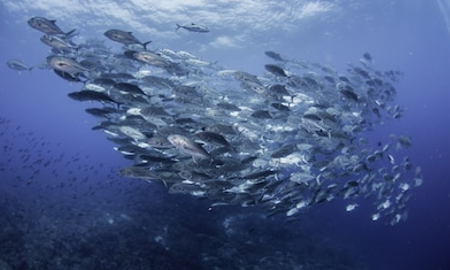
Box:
0;1;449;270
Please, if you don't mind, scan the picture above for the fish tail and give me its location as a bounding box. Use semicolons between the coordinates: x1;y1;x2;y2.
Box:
143;41;152;50
65;29;78;39
175;24;181;31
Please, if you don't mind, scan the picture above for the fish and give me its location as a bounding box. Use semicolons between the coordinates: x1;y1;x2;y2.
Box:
251;110;272;119
119;126;147;141
346;203;358;212
176;23;209;33
54;70;86;82
195;131;232;148
40;34;79;52
85;107;119;118
340;86;359;101
265;64;288;77
265;51;284;62
119;166;156;181
397;135;412;149
169;182;206;195
104;29;151;49
28;16;76;37
269;84;291;99
363;53;372;62
113;83;147;95
271;103;290;111
271;144;296;158
68;90;117;103
47;55;89;76
6;59;33;72
176;50;197;58
167;134;210;159
217;102;242;111
126;50;171;67
147;136;174;149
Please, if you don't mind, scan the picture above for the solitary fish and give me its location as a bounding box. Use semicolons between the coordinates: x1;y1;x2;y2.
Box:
176;23;209;33
6;59;33;72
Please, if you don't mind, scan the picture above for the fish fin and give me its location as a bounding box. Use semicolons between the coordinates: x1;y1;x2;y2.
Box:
161;180;169;188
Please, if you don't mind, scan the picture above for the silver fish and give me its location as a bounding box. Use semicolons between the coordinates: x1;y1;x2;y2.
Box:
28;16;76;37
104;29;151;49
167;134;210;159
47;55;88;76
6;59;32;71
176;23;209;33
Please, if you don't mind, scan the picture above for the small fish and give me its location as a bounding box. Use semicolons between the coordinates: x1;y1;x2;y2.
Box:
265;64;288;77
119;166;156;181
340;87;359;101
372;213;380;221
119;126;147;141
363;53;372;62
397;135;412;148
176;23;209;33
265;51;284;62
251;110;272;119
346;203;358;212
6;59;33;72
388;154;395;164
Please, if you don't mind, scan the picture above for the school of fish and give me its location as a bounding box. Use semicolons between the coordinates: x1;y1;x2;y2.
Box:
10;16;423;225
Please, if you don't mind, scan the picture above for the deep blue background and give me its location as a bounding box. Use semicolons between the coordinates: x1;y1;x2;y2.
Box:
1;1;449;269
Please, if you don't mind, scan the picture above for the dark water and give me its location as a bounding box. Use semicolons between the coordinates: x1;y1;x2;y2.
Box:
1;1;449;269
